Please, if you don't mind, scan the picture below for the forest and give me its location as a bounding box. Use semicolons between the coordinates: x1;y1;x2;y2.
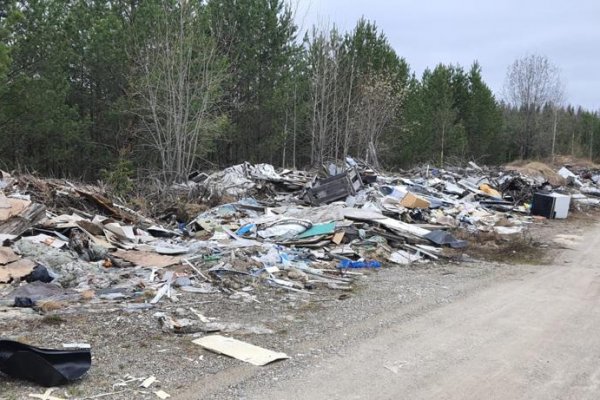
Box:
1;0;599;185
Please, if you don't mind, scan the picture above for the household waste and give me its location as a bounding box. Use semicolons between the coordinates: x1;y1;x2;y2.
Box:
1;159;598;325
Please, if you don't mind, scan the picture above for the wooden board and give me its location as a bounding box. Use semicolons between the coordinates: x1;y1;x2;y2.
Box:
0;195;30;221
0;247;19;265
112;250;181;268
332;231;345;245
192;335;289;366
0;258;35;283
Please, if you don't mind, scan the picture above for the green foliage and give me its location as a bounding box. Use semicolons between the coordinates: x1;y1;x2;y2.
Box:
101;154;134;197
345;18;409;91
0;0;599;183
206;0;299;165
464;62;503;163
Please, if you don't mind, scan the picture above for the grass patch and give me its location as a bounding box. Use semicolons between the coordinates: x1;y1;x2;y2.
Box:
41;314;66;325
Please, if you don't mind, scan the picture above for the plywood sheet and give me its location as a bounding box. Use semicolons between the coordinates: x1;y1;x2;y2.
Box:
192;335;289;366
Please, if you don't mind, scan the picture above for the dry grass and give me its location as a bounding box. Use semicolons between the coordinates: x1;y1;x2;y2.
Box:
506;155;600;171
41;314;66;325
552;155;600;169
504;161;566;186
37;301;67;313
453;229;549;265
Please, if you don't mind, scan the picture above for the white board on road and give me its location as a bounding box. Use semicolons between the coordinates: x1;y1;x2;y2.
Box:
192;335;289;366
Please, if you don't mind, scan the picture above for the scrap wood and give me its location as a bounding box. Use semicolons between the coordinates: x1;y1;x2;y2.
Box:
403;244;440;260
104;223;137;242
154;390;171;399
43;213;85;229
140;376;157;388
370;227;428;246
112;250;181;268
0;195;30;220
192;335;289;366
0;258;35;283
266;277;312;294
62;343;91;349
183;259;209;281
77;224;115;249
0;247;19;265
377;217;430;238
332;231;345;244
112;202;154;226
104;230;136;250
0;200;46;235
305;274;350;285
388;250;422;264
28;389;66;400
21;233;68;249
150;282;171;304
74;189;134;223
113;374;145;388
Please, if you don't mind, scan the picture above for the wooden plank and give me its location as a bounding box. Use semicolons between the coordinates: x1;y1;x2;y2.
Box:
0;258;35;283
192;335;289;366
0;247;19;265
332;231;345;245
0;199;46;236
112;250;181;268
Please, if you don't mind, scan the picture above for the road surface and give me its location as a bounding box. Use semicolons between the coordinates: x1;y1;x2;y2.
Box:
238;225;600;400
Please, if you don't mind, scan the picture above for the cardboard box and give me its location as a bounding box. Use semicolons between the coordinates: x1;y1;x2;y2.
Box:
400;192;430;209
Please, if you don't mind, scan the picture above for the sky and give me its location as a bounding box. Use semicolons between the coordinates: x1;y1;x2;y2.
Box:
295;0;600;111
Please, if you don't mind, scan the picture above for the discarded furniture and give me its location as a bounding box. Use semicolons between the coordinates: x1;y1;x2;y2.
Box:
305;167;363;205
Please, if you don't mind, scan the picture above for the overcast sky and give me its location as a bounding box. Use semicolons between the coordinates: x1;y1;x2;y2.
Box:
296;0;599;111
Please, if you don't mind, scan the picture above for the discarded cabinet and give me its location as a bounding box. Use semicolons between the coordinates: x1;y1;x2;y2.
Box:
305;167;363;205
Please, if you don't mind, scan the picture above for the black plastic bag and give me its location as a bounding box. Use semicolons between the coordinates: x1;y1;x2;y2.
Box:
0;340;91;387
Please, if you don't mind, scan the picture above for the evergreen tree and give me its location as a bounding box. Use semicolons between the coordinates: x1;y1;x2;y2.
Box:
206;0;299;165
464;62;502;163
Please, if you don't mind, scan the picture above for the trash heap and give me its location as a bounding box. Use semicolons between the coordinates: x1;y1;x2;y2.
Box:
2;159;600;321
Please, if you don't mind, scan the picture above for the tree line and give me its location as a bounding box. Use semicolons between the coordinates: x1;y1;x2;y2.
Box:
1;0;599;185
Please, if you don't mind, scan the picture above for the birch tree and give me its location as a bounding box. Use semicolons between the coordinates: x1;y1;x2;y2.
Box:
131;1;227;184
503;54;564;159
306;26;355;166
351;74;402;169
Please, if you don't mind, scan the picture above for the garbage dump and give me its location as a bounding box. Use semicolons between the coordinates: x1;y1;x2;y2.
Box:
1;159;600;336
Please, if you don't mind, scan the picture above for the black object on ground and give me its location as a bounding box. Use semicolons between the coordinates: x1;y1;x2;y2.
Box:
425;230;468;249
25;265;53;283
0;339;91;387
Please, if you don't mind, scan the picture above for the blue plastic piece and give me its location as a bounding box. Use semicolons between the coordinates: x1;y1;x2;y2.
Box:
337;260;381;269
236;223;255;236
177;222;189;236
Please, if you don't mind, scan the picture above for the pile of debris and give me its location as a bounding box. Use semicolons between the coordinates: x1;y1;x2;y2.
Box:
2;159;600;326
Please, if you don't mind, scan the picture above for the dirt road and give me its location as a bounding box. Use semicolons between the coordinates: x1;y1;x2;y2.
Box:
225;224;600;400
